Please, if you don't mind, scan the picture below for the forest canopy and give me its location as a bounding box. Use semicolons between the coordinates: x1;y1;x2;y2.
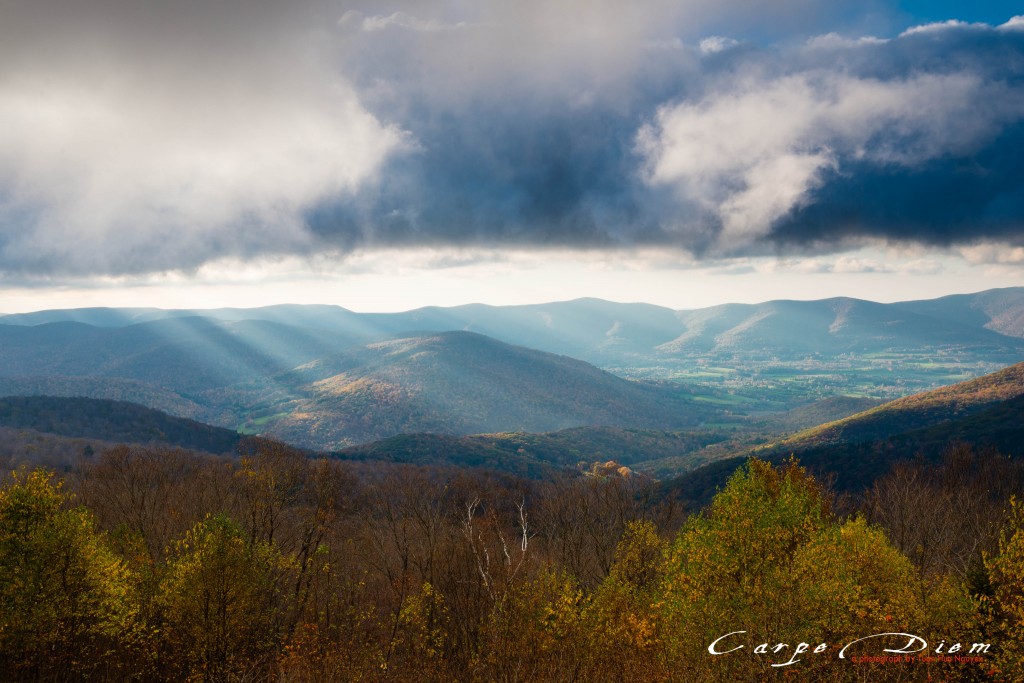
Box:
0;440;1020;681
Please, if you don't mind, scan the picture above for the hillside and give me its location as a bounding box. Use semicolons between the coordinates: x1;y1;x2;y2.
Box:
661;361;1024;507
0;426;114;473
757;395;885;433
263;331;714;449
2;291;1024;450
365;298;686;360
0;317;353;394
333;426;731;478
896;286;1024;338
0;396;242;454
661;297;1024;358
661;402;1024;510
772;361;1024;451
0;376;205;419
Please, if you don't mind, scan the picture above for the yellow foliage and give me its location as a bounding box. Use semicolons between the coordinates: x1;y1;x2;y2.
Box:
157;514;284;681
658;459;967;682
985;496;1024;680
0;469;142;678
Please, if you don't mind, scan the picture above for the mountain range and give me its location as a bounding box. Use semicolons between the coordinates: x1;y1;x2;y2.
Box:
5;286;1024;360
1;287;1023;449
3;354;1022;503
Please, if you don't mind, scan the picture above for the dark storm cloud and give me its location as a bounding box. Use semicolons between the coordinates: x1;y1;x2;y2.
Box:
772;120;1024;248
0;1;1022;278
309;15;1024;258
636;20;1024;254
775;21;1024;252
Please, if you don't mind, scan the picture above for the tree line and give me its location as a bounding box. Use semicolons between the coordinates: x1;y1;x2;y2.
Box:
0;439;1022;681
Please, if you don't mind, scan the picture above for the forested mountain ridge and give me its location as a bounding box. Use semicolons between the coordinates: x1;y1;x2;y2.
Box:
896;287;1024;338
660;361;1024;505
4;287;1024;361
332;426;732;478
1;289;1023;449
772;360;1024;451
662;295;1024;357
262;331;715;448
0;396;241;454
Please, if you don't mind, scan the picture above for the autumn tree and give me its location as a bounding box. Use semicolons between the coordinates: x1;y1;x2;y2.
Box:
533;473;655;589
985;496;1024;680
157;514;284;681
659;458;958;681
0;469;141;680
76;445;214;563
581;520;670;682
864;443;1024;585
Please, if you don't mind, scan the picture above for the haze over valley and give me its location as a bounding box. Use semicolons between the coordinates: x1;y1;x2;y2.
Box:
2;287;1023;459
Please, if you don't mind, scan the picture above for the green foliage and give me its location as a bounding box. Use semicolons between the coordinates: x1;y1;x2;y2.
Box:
581;521;670;681
157;514;285;681
985;496;1024;680
0;469;141;679
659;459;951;681
787;517;925;635
0;443;1018;682
606;519;666;591
472;569;588;682
0;395;241;454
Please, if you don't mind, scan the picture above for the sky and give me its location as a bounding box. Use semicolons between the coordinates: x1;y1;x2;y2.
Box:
1;1;1023;313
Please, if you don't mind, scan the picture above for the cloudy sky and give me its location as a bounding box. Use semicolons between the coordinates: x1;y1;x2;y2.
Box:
1;0;1023;312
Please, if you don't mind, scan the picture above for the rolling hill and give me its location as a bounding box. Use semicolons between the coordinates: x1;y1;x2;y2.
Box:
0;396;242;454
4;287;1023;367
0;317;354;393
661;360;1024;507
895;287;1024;339
771;360;1024;452
0;299;687;364
2;289;1024;450
262;331;714;449
661;296;1024;358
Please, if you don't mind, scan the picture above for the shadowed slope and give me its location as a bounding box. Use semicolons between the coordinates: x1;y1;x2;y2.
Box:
266;331;710;449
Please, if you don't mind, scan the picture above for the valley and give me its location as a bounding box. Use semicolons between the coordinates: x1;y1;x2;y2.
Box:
2;287;1023;484
2;288;1023;453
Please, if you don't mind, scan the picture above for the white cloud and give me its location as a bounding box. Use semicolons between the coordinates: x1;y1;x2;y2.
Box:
900;20;987;37
0;75;402;275
1001;16;1024;31
0;2;405;276
638;70;1023;249
699;36;739;54
339;10;467;33
805;32;888;49
959;243;1024;266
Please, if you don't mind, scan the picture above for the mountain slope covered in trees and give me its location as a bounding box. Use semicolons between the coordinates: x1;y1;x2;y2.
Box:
772;360;1024;451
1;289;1023;449
264;331;715;448
662;361;1024;504
0;396;241;454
